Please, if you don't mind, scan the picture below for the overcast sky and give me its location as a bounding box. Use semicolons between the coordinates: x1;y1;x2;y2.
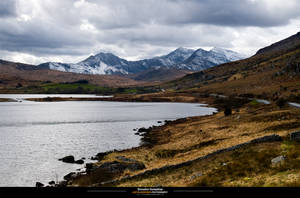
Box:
0;0;299;65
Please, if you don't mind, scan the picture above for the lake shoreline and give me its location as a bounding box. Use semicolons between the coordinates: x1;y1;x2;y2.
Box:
1;94;218;187
31;94;219;187
46;93;300;187
0;98;17;102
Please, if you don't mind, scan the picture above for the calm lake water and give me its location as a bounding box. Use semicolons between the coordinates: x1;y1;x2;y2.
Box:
0;94;217;186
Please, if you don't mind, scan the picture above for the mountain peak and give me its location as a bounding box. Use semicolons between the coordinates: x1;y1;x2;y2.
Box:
174;47;193;53
157;47;195;66
210;47;247;61
93;52;117;57
210;47;233;53
210;46;224;51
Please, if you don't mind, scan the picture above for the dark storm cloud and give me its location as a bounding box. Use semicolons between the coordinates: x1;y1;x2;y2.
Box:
0;0;299;64
167;0;300;27
86;0;300;28
0;0;16;17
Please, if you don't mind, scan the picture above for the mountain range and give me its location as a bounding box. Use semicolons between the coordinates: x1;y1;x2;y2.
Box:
38;47;247;75
0;31;299;96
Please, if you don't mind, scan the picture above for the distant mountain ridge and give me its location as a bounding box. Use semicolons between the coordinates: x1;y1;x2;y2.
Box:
38;47;247;75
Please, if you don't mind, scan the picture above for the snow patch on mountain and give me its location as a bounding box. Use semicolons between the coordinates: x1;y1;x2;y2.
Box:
210;47;247;61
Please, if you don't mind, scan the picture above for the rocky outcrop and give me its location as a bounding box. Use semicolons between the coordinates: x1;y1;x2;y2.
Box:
35;182;44;187
85;163;98;174
63;171;86;183
74;159;84;164
48;181;55;186
63;172;78;181
99;158;146;174
271;155;285;167
134;127;152;136
91;150;116;161
59;155;85;164
59;156;75;163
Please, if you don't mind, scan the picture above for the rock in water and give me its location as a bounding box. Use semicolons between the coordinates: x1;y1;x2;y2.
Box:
48;181;55;186
59;155;75;163
85;163;98;173
75;159;84;164
63;172;77;181
36;182;44;187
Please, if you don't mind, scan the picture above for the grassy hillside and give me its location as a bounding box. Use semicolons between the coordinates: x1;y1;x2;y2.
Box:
6;81;161;95
162;32;300;102
131;68;192;82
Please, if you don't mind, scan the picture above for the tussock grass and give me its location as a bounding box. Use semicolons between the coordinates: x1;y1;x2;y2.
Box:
192;141;300;187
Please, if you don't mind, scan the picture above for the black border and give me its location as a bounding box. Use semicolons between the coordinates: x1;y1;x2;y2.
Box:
0;187;299;196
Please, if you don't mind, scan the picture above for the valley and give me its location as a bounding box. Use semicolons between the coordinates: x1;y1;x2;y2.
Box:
0;31;299;188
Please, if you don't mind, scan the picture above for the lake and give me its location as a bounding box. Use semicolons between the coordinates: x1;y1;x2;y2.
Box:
0;94;217;186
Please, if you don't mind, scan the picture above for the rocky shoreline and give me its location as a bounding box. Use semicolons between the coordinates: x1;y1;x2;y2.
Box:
37;130;300;187
32;95;218;187
35;115;207;187
33;94;300;187
35;122;171;187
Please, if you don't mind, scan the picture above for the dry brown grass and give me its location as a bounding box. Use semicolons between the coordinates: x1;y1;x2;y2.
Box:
116;141;300;187
70;101;300;187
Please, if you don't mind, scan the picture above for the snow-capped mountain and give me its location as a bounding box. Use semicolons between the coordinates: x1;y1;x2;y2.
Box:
38;47;246;75
153;47;195;66
176;47;246;71
210;47;247;62
77;52;130;74
39;53;130;75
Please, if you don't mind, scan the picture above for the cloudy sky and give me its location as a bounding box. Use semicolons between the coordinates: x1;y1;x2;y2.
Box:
0;0;299;65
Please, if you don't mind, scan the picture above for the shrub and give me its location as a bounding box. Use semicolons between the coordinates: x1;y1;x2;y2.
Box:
276;98;287;108
16;83;23;88
224;106;232;116
69;80;89;84
250;99;259;106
